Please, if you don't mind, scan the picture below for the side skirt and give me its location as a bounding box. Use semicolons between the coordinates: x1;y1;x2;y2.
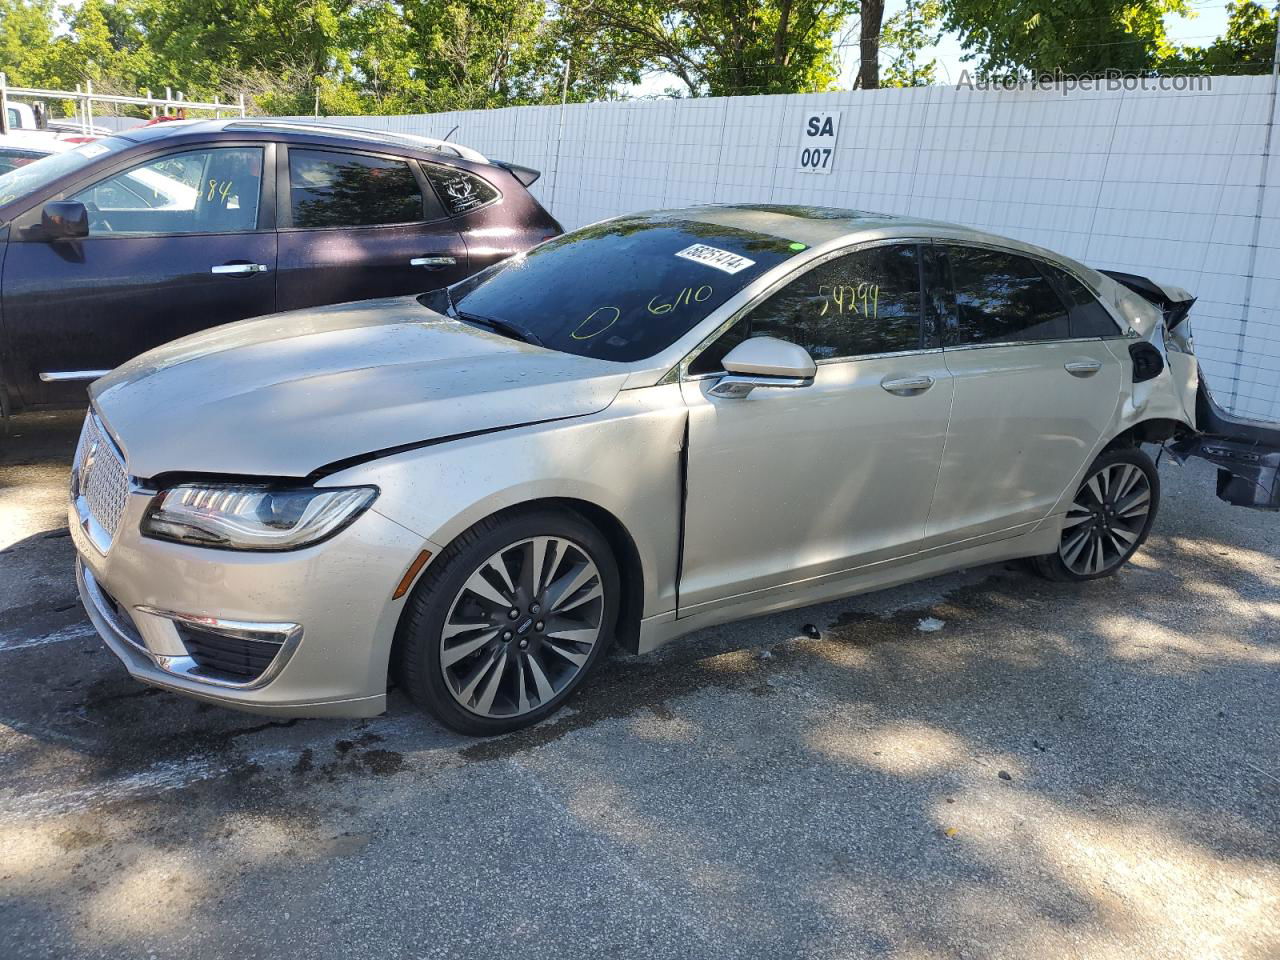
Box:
636;521;1060;655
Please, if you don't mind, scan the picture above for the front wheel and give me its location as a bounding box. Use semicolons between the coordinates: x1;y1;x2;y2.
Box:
397;508;619;735
1034;446;1160;581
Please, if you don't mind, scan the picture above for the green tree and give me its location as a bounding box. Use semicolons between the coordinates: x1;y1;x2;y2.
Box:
942;0;1190;78
564;0;858;97
0;0;59;86
1162;1;1277;75
880;0;942;86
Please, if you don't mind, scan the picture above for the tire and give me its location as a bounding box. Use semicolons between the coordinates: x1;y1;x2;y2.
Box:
397;507;619;735
1033;446;1160;582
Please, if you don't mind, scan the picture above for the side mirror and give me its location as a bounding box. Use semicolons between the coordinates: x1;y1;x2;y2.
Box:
41;201;89;241
710;337;816;399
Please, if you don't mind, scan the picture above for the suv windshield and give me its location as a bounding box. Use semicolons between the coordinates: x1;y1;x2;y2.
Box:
0;137;133;213
433;215;804;362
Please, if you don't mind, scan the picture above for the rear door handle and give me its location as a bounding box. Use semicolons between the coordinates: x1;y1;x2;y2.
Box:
880;375;935;396
1064;359;1103;377
211;263;269;276
410;256;457;269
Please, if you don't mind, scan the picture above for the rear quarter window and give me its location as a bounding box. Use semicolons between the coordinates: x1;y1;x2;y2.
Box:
423;163;500;216
1044;264;1122;338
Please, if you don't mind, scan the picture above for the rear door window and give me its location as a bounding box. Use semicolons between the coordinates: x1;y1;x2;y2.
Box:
943;246;1071;346
288;149;425;228
689;244;924;374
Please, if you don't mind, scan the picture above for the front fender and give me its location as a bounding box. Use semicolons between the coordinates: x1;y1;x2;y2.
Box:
323;384;688;620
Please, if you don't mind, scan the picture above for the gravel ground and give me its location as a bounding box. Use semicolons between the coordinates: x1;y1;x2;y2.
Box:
1;407;1277;960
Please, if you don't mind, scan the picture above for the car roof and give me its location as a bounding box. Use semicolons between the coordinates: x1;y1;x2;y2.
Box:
113;117;489;164
664;203;969;245
664;203;1098;279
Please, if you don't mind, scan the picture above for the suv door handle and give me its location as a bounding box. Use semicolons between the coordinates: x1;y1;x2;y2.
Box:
1064;359;1103;377
880;375;935;396
410;256;457;269
211;263;269;276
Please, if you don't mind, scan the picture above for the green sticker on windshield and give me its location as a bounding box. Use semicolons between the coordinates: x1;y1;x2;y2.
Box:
789;242;807;251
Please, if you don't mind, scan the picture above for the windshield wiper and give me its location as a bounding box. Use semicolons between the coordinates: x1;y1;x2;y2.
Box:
458;311;544;347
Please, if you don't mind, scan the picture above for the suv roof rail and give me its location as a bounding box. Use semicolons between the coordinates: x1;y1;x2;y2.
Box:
223;119;489;164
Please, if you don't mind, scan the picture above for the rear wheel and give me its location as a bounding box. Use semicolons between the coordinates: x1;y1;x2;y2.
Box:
397;508;618;735
1034;447;1160;581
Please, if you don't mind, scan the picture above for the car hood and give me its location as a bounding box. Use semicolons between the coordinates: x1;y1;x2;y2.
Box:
90;296;629;479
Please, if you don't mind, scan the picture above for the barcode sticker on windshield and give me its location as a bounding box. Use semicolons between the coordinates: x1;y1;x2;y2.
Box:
674;244;756;275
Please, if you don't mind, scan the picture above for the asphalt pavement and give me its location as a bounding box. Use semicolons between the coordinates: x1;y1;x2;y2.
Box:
1;407;1277;960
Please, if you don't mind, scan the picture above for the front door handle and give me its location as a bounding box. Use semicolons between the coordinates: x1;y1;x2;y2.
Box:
880;375;935;396
211;263;269;276
410;256;457;269
1064;359;1103;377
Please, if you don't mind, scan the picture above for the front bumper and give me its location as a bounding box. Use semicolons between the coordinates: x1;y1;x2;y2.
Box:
71;487;433;719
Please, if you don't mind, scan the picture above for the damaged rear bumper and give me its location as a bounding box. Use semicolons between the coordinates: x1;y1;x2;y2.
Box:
1170;371;1280;511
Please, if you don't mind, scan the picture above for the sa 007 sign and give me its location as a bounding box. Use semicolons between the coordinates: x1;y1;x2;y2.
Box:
797;111;840;175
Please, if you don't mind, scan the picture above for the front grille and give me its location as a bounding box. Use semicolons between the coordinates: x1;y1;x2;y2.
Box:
176;623;285;683
73;413;130;541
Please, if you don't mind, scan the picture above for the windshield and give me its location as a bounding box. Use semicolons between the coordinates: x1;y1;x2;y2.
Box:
435;215;805;362
0;137;132;211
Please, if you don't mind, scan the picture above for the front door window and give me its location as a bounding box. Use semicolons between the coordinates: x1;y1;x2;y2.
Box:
71;148;264;235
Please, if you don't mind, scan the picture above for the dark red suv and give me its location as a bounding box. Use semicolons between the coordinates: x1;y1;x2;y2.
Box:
0;119;562;408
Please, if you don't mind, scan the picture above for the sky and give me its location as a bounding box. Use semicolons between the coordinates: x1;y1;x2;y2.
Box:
627;0;1238;97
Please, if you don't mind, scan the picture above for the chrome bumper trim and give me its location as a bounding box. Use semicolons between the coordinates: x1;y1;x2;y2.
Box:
77;560;304;691
77;556;149;655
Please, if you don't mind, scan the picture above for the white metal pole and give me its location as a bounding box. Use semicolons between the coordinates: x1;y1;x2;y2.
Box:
85;78;94;133
213;94;220;119
239;92;246;117
0;71;9;136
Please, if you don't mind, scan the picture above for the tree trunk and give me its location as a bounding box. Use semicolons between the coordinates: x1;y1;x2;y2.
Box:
858;0;884;90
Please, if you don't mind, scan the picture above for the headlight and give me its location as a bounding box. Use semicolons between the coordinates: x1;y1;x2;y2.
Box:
141;484;378;551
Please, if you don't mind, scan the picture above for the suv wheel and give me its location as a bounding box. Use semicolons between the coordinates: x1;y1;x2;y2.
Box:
397;508;619;735
1034;446;1160;582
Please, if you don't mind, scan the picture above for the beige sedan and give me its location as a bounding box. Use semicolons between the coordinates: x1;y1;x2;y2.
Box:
71;204;1201;734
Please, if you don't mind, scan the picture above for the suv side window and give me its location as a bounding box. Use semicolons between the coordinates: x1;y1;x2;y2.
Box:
422;163;500;216
288;149;426;228
71;147;264;236
944;246;1070;346
1042;263;1121;338
689;244;923;375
